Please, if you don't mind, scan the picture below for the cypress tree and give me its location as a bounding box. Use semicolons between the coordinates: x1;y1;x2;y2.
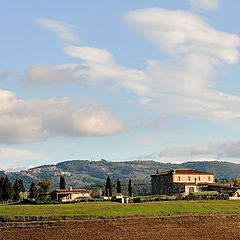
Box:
60;176;66;189
1;176;13;201
116;179;121;193
105;176;112;196
29;181;38;200
0;176;3;200
128;179;133;197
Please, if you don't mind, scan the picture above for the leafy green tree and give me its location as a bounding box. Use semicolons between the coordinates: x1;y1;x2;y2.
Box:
128;179;133;197
13;178;25;201
234;177;240;187
1;176;13;201
29;182;38;200
117;179;121;193
105;176;112;196
60;176;66;189
38;179;53;199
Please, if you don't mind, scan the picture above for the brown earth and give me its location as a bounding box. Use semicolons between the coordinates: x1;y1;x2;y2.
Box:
1;215;240;240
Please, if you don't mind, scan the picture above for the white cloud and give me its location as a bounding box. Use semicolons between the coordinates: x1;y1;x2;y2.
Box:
189;0;219;11
36;18;79;43
0;89;125;144
125;8;239;63
138;141;240;161
28;12;240;122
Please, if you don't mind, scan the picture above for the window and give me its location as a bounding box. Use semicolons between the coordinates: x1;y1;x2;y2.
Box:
208;177;211;181
178;176;181;181
198;177;201;181
188;176;191;181
189;187;194;194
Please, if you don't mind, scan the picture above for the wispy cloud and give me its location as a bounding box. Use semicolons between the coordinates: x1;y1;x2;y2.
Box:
36;18;79;43
27;11;240;123
0;89;125;144
189;0;219;11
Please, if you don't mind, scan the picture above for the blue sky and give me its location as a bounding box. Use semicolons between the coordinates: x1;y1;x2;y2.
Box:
1;0;240;170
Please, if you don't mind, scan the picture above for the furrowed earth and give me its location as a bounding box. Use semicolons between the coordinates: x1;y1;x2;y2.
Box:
1;215;240;240
1;201;240;239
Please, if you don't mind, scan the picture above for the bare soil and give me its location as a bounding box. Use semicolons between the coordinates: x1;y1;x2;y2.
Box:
1;215;240;240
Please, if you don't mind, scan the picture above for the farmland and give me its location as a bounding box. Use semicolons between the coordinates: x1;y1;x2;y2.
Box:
1;201;240;240
0;200;240;220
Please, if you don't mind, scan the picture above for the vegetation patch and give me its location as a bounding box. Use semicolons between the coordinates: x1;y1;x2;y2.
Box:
0;200;240;222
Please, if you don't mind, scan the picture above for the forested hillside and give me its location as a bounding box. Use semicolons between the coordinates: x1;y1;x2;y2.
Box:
1;160;240;195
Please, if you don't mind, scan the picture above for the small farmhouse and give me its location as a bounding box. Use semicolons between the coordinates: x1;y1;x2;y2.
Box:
51;188;92;202
151;169;215;195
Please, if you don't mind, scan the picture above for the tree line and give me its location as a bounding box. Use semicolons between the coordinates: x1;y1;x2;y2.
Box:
105;176;133;197
0;175;54;202
0;174;133;202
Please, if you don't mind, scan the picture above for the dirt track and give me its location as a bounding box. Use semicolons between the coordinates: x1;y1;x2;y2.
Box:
1;215;240;240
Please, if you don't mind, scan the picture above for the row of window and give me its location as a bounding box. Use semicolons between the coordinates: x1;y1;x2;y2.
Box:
152;175;172;183
153;176;211;182
153;186;184;194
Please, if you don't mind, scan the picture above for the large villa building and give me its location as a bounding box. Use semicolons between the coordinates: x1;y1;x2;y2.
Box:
151;169;215;195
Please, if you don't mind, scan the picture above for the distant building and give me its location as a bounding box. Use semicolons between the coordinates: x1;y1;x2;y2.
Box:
151;169;215;195
203;182;239;198
229;189;240;200
51;188;92;202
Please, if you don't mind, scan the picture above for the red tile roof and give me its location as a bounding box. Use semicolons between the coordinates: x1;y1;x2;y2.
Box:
174;169;214;175
52;189;92;194
151;169;214;177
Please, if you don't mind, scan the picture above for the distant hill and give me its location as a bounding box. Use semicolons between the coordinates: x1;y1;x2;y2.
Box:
1;160;240;195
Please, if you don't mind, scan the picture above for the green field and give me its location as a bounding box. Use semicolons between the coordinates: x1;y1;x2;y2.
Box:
0;200;240;221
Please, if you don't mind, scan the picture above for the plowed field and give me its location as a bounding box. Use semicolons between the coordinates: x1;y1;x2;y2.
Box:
1;215;240;240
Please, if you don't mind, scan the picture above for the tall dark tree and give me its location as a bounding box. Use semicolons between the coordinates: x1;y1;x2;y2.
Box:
0;177;3;200
128;179;133;197
13;178;25;201
116;179;121;193
1;176;13;201
60;176;66;189
105;176;112;196
29;182;38;200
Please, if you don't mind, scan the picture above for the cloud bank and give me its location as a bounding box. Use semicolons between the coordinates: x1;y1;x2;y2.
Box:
139;141;240;161
0;89;125;144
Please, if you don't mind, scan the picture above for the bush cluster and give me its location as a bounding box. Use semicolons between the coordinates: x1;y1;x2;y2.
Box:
132;192;229;203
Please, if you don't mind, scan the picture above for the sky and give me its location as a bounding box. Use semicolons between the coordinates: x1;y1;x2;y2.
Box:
1;0;240;170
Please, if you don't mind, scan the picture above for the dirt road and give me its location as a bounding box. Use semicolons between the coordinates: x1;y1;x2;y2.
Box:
1;215;240;240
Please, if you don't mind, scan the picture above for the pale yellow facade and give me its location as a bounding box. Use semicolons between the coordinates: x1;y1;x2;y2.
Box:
172;174;214;183
151;169;215;195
